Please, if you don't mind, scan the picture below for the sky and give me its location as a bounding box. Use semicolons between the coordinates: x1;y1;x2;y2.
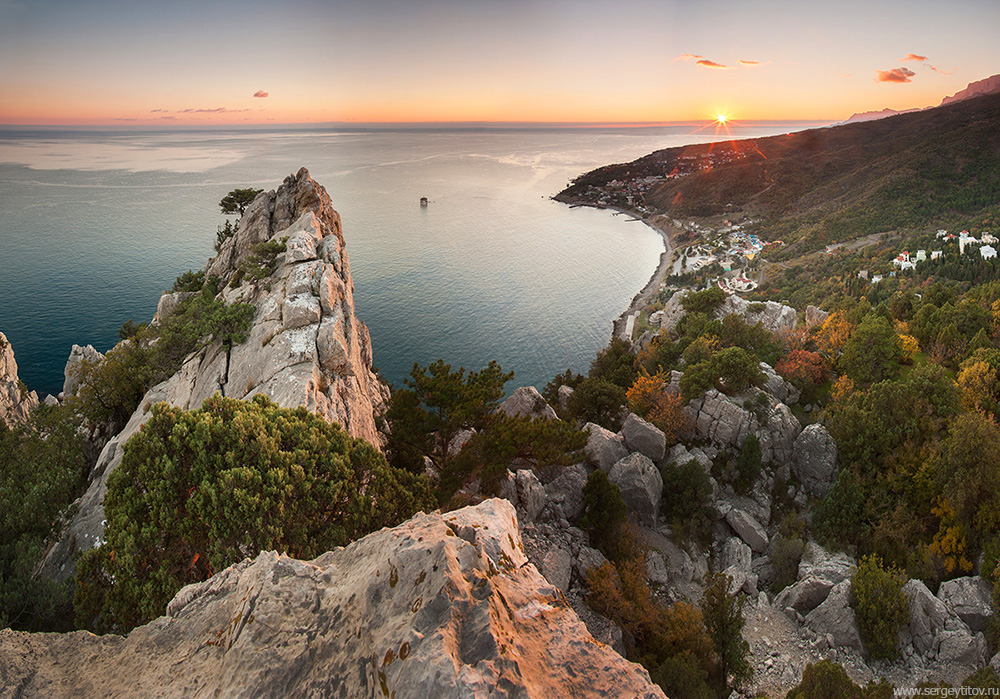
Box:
1;0;998;125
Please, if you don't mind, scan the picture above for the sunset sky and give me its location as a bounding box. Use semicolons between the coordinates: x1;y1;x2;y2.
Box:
2;0;998;126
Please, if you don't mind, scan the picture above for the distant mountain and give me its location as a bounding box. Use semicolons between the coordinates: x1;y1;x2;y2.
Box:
941;73;1000;106
841;107;921;125
837;74;1000;125
558;90;1000;254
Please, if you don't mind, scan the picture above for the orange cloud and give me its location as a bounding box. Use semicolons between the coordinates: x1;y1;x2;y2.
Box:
900;53;928;62
674;54;703;61
876;67;916;83
178;107;251;113
697;59;728;69
253;90;269;98
738;59;759;66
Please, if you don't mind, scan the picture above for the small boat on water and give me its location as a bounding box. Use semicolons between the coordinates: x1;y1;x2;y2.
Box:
420;197;428;207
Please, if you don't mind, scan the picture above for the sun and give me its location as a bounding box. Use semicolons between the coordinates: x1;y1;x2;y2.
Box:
715;113;729;124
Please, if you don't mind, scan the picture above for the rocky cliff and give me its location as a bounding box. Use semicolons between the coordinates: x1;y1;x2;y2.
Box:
0;332;38;427
41;168;389;581
4;499;665;699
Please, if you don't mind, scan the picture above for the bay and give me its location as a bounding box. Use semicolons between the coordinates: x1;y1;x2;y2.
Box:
0;123;824;397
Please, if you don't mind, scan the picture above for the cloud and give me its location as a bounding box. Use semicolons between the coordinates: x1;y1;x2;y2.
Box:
253;90;268;98
900;53;928;62
697;59;728;69
927;64;954;75
149;108;167;113
177;107;251;113
673;53;703;61
738;59;759;66
876;67;916;83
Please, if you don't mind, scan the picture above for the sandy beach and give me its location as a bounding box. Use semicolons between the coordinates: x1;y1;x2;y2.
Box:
610;212;681;340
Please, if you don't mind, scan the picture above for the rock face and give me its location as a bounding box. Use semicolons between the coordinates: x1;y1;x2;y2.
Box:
686;389;802;467
584;422;629;472
937;576;994;634
2;499;665;699
0;332;38;426
656;290;797;338
608;452;663;527
621;412;666;461
62;343;104;398
498;386;558;420
41;169;390;582
792;424;839;498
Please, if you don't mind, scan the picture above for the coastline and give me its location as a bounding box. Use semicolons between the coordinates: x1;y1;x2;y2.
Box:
601;209;678;341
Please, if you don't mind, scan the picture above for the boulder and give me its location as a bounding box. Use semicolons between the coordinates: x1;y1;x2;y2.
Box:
515;469;547;522
544;464;588;521
666;443;712;472
153;291;195;324
574;546;609;581
621;413;666;461
2;499;666;698
0;332;38;426
759;362;799;405
793;424;839;498
935;628;988;667
542;546;573;592
718;295;798;336
608;453;663;527
447;428;476;458
805;305;829;330
584;423;628;472
804;579;863;651
498;386;558;421
904;579;950;655
718;537;751;574
725;508;768;553
937;576;994;634
646;552;670;586
558;385;574;412
774;577;834;615
61;343;104;399
797;542;855;585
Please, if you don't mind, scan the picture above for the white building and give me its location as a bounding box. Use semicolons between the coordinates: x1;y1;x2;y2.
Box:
916;250;927;262
931;250;943;260
981;245;997;260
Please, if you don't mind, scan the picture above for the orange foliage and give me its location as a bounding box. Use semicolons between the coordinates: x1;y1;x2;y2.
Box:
816;312;854;357
957;360;997;413
626;373;691;445
929;499;973;576
775;349;827;386
831;375;855;405
898;334;920;364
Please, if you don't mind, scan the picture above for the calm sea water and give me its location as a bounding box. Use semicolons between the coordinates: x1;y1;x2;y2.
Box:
0;123;823;397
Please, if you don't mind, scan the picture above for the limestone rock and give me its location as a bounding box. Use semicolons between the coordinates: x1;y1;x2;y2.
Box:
685;389;801;467
656;290;796;337
759;362;799;405
62;342;105;399
666;443;712;472
2;499;666;699
584;422;628;472
646;551;670;586
719;536;752;574
726;507;768;553
542;546;573;592
515;469;547;522
574;545;609;581
793;424;839;498
904;579;950;655
937;576;994;634
805;305;829;330
544;464;588;521
797;542;855;585
153;291;195;324
804;579;863;651
41;169;391;583
935;628;988;667
498;386;558;420
621;413;666;461
608;453;663;527
558;385;574;412
774;577;834;615
0;332;38;426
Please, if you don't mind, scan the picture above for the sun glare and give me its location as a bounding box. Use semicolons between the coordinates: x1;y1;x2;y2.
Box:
716;113;728;124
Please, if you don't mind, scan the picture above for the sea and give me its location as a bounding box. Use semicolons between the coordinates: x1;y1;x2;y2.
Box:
0;122;825;398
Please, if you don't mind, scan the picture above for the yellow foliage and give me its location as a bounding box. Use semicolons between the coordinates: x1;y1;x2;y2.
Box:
957;360;997;413
991;300;1000;329
898;334;920;364
816;312;854;357
831;375;856;405
929;499;973;576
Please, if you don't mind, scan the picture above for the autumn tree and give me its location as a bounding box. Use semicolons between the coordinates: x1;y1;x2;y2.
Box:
838;313;901;385
626;373;690;445
957;359;998;414
815;312;854;357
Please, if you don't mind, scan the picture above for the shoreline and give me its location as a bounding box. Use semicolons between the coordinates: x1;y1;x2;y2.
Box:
601;209;678;341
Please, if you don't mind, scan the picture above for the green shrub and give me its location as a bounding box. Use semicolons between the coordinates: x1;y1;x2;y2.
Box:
785;659;863;699
734;433;763;495
851;554;908;660
0;405;89;631
660;459;713;547
581;470;628;556
590;337;638;389
680;287;726;315
770;513;808;593
700;571;751;693
231;237;288;287
171;269;205;292
74;394;435;633
567;377;626;430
